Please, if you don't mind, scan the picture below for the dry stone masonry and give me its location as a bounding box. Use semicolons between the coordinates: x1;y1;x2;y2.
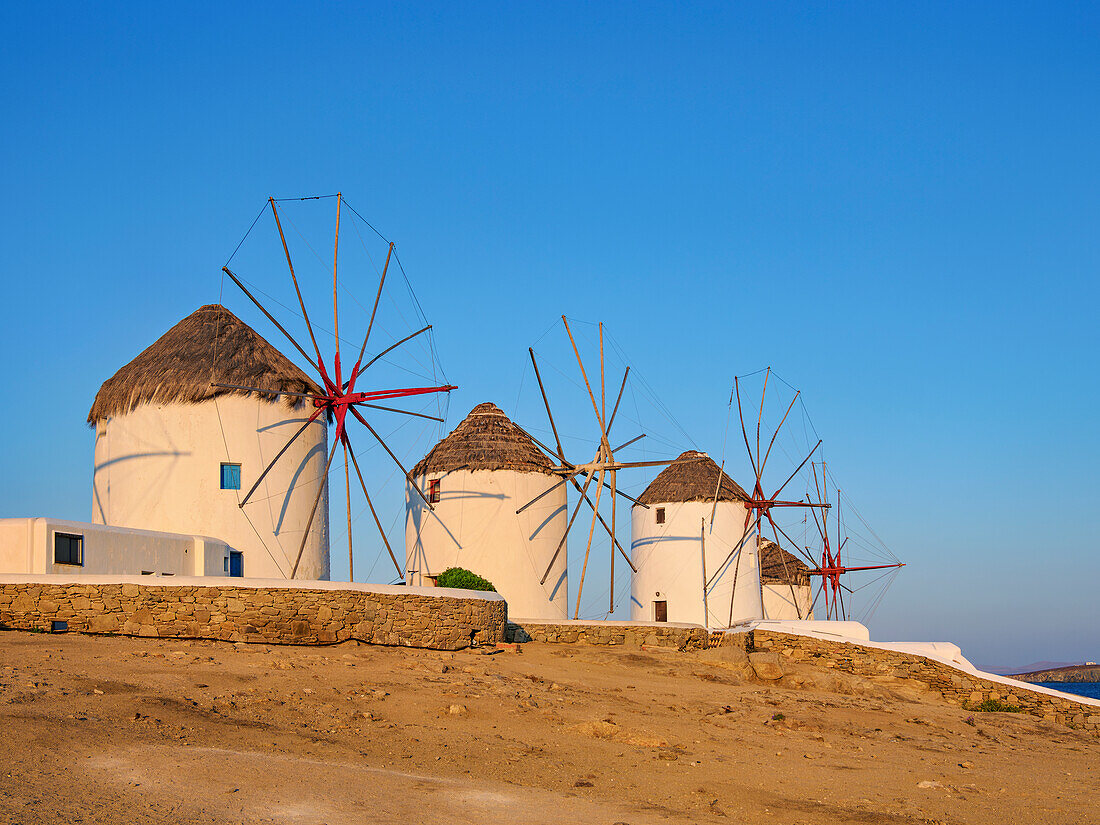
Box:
0;580;507;650
752;630;1100;737
506;620;721;650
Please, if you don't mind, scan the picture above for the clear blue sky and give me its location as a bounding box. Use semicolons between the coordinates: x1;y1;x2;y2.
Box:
1;2;1097;668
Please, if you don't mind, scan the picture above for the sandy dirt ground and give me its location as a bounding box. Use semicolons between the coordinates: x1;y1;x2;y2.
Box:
1;631;1097;824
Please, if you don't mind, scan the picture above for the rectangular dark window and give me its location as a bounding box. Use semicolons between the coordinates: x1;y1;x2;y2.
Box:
656;507;665;524
428;479;441;504
229;551;243;578
53;533;83;566
654;600;668;622
221;463;241;490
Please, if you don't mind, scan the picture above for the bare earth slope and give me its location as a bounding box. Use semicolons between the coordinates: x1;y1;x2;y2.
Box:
1;632;1097;824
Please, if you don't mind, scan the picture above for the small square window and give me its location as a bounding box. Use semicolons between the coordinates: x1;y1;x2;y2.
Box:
428;478;441;504
54;533;83;566
655;507;665;525
221;462;241;490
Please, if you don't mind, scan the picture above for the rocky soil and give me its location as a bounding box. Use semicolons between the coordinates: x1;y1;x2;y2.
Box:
1;631;1097;824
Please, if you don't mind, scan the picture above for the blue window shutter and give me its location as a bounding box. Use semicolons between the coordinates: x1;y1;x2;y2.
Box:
221;463;241;490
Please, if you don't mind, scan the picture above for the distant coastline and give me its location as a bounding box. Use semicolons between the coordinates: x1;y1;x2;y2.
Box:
1012;664;1100;683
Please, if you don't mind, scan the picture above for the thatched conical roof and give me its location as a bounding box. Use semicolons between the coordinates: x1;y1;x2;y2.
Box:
635;450;749;506
411;402;556;477
88;304;321;424
758;537;811;586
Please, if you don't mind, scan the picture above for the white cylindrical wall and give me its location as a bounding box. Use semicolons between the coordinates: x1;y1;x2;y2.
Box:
405;469;567;620
92;395;329;580
762;583;814;620
630;500;763;627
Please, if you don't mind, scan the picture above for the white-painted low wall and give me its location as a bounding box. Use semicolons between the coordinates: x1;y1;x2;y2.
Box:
0;518;229;577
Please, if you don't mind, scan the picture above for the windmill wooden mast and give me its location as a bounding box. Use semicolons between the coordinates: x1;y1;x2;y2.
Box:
515;317;697;618
216;194;456;581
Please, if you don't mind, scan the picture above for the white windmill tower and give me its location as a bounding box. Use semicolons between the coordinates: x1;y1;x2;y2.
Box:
89;303;330;580
405;402;569;620
629;450;762;626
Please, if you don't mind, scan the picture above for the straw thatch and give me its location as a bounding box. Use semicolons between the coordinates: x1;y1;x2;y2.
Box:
758;537;811;586
635;450;749;506
88;304;321;424
411;402;557;478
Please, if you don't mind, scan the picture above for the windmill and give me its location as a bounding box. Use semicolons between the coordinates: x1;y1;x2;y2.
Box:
215;194;456;582
806;461;905;621
715;367;829;622
515;316;698;618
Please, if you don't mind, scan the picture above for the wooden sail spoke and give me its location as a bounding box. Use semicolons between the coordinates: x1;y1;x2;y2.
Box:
765;514;803;620
238;408;324;508
342;436;353;582
346;437;403;578
223;267;320;376
610;469;617;613
347;405;432;509
270;198;325;368
612;433;645;453
359;402;444;422
515;476;574;515
562;316;608;438
333;192;342;379
769;439;822;501
765;510;819;568
755;366;770;477
511;422;575;471
605;367;630;437
705;514;761;590
346;325;432;388
571;476;637;573
759;390;799;480
540;467;596;585
351;242;393;372
290;436;341;578
734;377;760;482
573;468;605;619
529;349;566;461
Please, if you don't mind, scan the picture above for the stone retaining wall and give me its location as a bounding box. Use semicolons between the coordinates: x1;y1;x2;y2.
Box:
0;578;507;650
506;619;741;651
752;630;1100;736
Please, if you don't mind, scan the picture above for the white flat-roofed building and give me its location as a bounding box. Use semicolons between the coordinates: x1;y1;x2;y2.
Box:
0;517;232;578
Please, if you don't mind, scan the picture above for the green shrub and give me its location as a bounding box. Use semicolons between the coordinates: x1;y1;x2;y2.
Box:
968;699;1021;713
435;567;496;592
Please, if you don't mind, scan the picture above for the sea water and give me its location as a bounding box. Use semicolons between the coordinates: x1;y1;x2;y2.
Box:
1029;682;1100;701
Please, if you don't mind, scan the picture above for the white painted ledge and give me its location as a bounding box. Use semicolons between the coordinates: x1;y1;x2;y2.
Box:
741;619;1100;709
509;617;704;629
0;574;504;602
